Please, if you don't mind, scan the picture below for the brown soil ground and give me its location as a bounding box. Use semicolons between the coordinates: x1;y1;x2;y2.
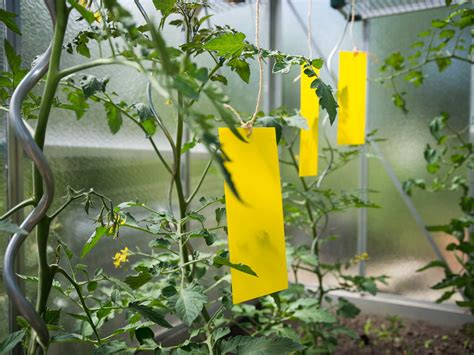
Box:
335;314;474;355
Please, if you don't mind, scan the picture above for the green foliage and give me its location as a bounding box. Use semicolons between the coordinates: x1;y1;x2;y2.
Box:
379;1;473;314
378;1;473;112
0;9;21;35
174;284;207;326
0;330;26;355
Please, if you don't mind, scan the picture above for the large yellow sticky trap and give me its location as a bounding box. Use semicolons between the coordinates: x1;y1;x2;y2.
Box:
299;65;320;177
337;51;367;145
219;127;288;304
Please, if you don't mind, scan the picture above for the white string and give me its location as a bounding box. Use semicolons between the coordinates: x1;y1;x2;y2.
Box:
307;0;313;58
349;0;358;52
245;0;263;131
293;0;313;83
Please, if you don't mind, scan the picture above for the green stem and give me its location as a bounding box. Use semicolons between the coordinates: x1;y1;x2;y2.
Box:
30;2;69;353
0;198;35;221
54;266;102;343
186;159;213;205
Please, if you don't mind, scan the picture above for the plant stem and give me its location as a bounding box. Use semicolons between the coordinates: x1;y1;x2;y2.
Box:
54;265;102;343
30;2;69;353
0;198;35;220
186;159;213;205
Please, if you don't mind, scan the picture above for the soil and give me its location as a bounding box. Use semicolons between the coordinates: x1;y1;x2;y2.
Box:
335;314;474;355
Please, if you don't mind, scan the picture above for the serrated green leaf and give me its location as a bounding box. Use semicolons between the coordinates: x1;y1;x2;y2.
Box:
68;0;96;24
0;330;26;355
284;114;309;129
153;0;177;16
124;272;152;290
81;226;107;258
67;90;89;120
0;9;21;35
104;102;122;134
312;79;337;124
220;335;305;355
213;255;257;276
204;32;247;59
128;302;172;328
175;284;207;326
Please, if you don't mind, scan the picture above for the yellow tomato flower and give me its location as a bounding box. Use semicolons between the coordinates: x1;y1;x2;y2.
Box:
94;11;102;23
113;247;131;268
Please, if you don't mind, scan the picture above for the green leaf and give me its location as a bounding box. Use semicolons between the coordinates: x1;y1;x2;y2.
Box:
384;51;405;70
361;279;378;295
175;284;207;326
67;90;89;120
337;298;360;319
213;255;257;276
81;226;108;258
124;272;152;290
0;220;27;235
50;332;84;343
0;9;21;35
215;207;226;225
68;0;96;24
0;330;26;355
92;340;130;355
135;327;156;345
128;302;172;328
153;0;177;17
404;70;424;87
293;307;337;324
221;335;305;354
228;58;250;83
284;114;309;129
79;75;109;99
439;29;455;40
312;79;337;124
190;229;216;246
435;56;452;72
104;102;122;134
4;39;21;74
417;260;448;272
204;32;247;59
173;74;200;99
135;103;157;137
391;92;407;114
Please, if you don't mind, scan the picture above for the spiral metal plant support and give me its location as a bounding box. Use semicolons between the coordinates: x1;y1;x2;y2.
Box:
3;0;56;348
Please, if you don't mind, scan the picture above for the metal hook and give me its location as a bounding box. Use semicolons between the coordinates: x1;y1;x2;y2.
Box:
3;0;57;348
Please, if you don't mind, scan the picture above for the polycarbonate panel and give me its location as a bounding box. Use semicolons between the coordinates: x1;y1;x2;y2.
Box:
365;6;470;302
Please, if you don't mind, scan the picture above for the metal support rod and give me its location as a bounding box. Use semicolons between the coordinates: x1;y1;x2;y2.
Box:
3;1;24;352
357;20;369;277
3;0;56;348
267;0;282;110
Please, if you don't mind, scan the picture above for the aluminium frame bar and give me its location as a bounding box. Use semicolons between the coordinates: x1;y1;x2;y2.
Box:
3;1;24;353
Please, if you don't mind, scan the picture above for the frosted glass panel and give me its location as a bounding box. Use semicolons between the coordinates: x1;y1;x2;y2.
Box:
366;8;470;302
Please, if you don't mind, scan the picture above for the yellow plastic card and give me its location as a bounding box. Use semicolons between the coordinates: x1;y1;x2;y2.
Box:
219;127;288;304
337;51;367;145
299;65;320;176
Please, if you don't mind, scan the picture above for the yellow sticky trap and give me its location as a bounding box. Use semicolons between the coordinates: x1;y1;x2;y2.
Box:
337;51;367;145
219;127;288;304
299;65;320;177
